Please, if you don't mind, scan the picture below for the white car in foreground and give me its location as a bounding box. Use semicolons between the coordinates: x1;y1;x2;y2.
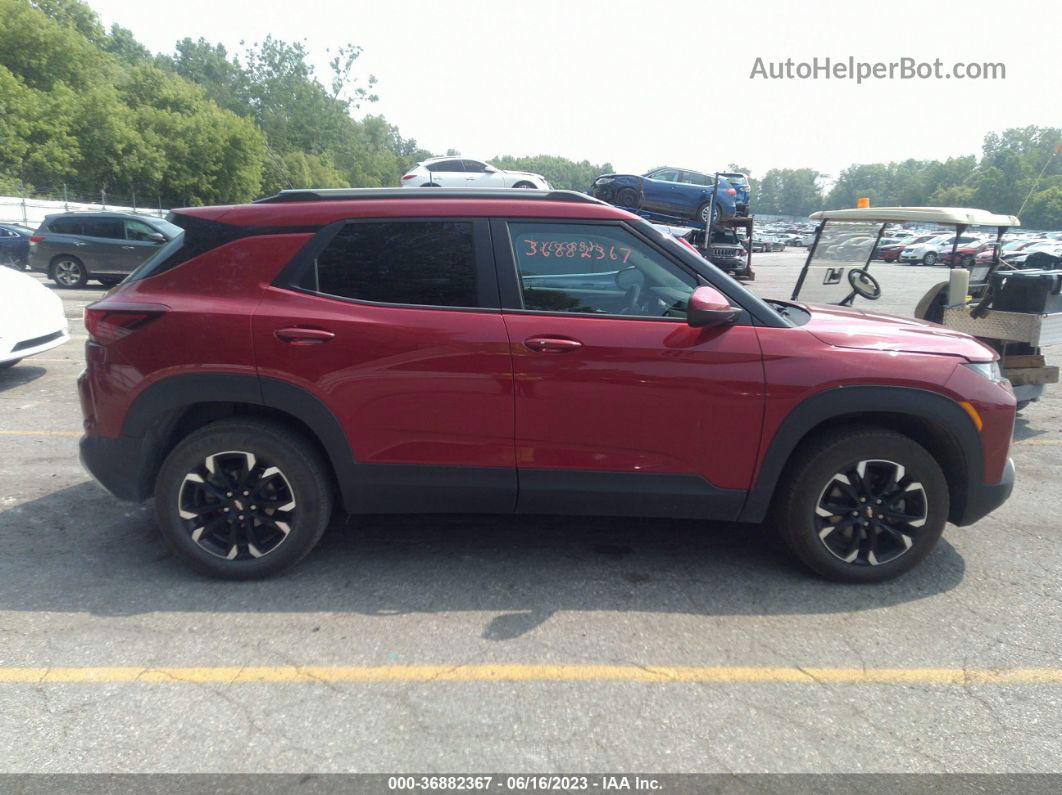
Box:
400;157;551;189
0;268;69;369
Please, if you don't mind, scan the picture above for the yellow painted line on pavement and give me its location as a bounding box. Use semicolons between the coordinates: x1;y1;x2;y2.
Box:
0;430;80;437
1;665;1061;685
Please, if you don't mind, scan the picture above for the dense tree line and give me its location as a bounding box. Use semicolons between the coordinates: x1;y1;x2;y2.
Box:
1;0;1058;226
743;126;1062;229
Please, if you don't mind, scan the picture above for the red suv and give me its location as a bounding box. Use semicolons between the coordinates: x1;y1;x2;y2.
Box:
78;189;1016;582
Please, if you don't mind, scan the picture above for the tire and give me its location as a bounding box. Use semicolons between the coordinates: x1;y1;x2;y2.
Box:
616;187;640;209
154;418;334;580
50;256;88;288
922;252;937;266
420;182;440;187
961;255;974;268
511;181;536;189
697;202;714;225
771;428;949;583
0;359;21;369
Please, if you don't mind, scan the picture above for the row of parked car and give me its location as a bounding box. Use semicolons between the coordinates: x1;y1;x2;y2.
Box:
876;230;1062;268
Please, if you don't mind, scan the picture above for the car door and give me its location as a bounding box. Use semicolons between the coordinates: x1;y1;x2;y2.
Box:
462;160;505;188
426;159;467;187
117;219;168;274
492;218;766;519
253;217;516;514
73;217;126;273
641;169;682;213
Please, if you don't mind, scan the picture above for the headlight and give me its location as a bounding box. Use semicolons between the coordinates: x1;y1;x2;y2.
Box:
964;361;1003;381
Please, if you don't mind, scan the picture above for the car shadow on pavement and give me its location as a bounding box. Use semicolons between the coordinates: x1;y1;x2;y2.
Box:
0;365;46;393
1012;414;1047;442
0;481;965;636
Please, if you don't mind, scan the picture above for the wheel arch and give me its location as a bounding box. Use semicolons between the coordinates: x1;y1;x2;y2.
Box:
739;386;983;525
121;374;357;510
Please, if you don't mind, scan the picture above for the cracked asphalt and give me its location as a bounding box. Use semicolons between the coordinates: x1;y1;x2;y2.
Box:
1;261;1060;773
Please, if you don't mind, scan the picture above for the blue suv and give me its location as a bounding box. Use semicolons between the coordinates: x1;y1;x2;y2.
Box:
591;167;738;225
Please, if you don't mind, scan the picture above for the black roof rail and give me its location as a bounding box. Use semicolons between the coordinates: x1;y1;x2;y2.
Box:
253;187;604;205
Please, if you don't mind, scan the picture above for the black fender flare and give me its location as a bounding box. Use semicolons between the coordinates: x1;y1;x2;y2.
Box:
737;385;983;524
122;373;359;510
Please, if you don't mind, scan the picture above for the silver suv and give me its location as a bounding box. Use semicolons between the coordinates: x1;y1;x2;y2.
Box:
28;212;181;288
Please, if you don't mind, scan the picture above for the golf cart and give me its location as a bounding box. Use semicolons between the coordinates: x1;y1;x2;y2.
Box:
792;207;1061;411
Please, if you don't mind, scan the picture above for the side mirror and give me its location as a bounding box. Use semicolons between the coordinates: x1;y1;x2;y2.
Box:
147;232;166;243
687;285;739;328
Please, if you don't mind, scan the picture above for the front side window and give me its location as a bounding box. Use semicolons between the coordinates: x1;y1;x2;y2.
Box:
462;160;488;173
298;221;478;308
647;169;680;182
125;219;161;241
508;222;697;318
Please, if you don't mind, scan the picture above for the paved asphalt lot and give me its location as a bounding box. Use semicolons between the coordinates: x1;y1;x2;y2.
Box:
1;256;1060;774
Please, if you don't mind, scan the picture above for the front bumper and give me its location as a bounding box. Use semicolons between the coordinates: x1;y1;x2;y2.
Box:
953;457;1015;526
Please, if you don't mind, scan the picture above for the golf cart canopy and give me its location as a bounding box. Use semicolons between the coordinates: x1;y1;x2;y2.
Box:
793;206;1021;305
809;207;1020;227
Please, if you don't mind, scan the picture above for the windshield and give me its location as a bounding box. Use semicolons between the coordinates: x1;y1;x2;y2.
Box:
794;220;883;303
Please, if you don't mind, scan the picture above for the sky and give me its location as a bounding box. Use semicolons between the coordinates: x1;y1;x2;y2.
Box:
89;0;1059;182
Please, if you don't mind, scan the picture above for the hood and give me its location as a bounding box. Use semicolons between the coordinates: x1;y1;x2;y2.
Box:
505;169;545;179
799;302;996;361
0;268;65;336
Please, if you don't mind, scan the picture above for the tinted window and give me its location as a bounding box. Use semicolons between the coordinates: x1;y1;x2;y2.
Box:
49;218;83;235
427;159;464;173
81;218;124;239
0;228;11;238
124;213;244;283
299;221;478;308
462;160;488;173
508;222;697;318
125;219;161;241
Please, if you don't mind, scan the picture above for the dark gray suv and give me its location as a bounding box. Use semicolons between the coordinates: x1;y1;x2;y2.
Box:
28;212;181;288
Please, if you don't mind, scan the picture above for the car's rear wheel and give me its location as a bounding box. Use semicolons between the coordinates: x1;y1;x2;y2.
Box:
772;428;949;583
51;256;87;288
154;419;334;580
923;252;937;266
616;187;640;208
420;182;440;187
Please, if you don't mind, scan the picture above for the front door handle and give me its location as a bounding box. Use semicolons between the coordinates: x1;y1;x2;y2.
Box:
121;246;136;250
524;336;582;353
274;327;335;346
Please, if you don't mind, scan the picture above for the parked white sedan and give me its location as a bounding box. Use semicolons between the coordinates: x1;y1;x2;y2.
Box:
0;268;69;368
400;157;551;189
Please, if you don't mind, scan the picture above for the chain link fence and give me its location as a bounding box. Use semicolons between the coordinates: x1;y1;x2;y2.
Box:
0;183;170;228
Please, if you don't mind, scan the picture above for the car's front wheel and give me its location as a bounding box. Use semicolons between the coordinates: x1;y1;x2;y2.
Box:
51;256;88;288
923;252;938;266
616;187;640;208
154;419;334;579
772;428;949;583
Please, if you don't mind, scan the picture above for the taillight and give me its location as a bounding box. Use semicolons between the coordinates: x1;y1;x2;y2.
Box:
726;188;737;196
84;303;167;344
401;174;417;180
30;235;43;243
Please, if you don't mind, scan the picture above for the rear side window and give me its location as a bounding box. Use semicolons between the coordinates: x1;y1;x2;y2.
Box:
124;213;244;283
49;218;84;235
297;221;478;308
81;219;124;239
427;159;464;173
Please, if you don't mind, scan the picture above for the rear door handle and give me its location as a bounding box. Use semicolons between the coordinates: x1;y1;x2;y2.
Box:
121;246;136;250
274;327;335;345
524;336;582;353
